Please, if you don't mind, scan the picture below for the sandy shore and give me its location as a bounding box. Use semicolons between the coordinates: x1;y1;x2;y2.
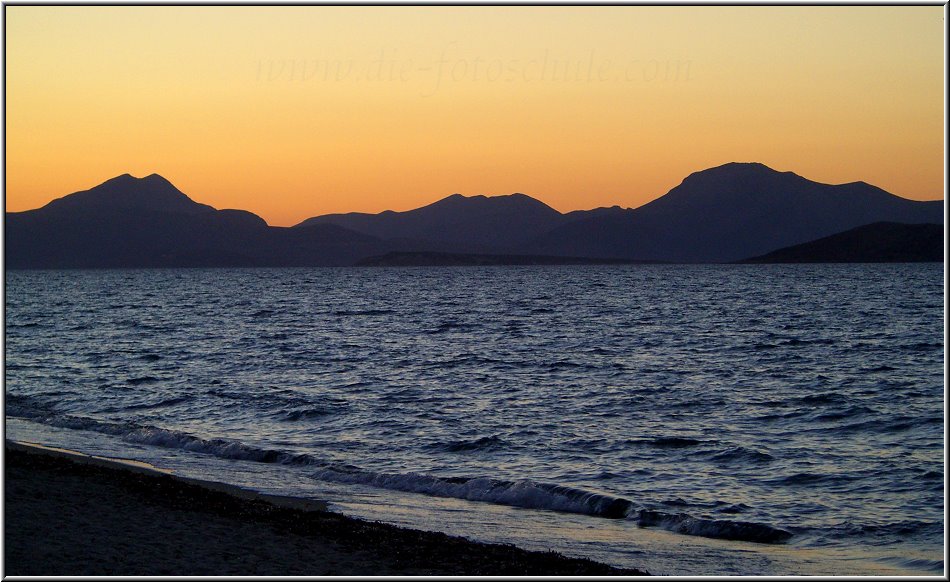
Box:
3;442;648;576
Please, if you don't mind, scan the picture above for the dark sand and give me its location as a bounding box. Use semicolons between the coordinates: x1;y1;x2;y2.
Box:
3;443;648;576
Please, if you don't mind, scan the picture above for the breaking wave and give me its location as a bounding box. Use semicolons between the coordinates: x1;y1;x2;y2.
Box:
7;397;793;545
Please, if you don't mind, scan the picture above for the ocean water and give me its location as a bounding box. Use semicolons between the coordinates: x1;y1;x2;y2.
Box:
4;264;944;575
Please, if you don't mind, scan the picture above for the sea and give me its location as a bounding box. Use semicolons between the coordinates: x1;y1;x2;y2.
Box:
4;264;944;575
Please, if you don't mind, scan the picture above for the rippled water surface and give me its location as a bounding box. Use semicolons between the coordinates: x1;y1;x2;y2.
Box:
4;265;944;575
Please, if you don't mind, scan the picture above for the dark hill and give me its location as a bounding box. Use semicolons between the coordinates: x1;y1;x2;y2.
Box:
296;192;566;251
355;251;650;267
739;222;944;263
38;173;217;217
525;162;943;263
5;175;392;268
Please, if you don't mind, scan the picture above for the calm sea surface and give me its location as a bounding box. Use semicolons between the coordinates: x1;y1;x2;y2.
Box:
4;265;944;575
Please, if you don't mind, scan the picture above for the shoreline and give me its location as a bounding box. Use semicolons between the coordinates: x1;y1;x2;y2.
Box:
3;441;649;576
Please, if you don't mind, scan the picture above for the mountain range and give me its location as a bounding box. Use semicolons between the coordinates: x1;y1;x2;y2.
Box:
5;163;943;268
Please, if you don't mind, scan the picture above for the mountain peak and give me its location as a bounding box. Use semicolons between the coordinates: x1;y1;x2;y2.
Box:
105;171;165;180
99;172;175;189
296;190;564;248
690;161;782;178
43;173;214;216
723;161;772;170
675;162;810;193
142;172;171;183
101;173;137;186
423;192;558;214
441;191;553;206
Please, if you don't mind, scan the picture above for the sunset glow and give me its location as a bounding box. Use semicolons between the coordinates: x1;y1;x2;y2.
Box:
5;6;945;226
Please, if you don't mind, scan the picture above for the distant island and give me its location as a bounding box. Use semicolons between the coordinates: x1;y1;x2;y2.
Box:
5;163;943;268
740;222;943;263
355;252;656;267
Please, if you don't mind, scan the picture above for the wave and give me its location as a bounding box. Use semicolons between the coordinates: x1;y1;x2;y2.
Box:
875;556;943;575
8;398;795;545
667;397;725;409
119;428;316;465
627;437;706;448
4;363;33;370
861;364;897;373
311;467;635;519
918;470;943;481
812;405;877;422
207;387;345;415
821;520;944;552
309;468;794;544
547;360;595;370
902;341;943;352
429;354;509;369
718;503;752;515
834;519;941;539
796;392;848;405
332;309;394;317
427;321;479;334
751;342;779;350
777;337;836;347
437;435;507;453
127;376;163;385
709;447;774;464
635;510;793;544
122;396;193;411
770;472;858;486
6;397;319;466
281;407;334;421
823;415;942;435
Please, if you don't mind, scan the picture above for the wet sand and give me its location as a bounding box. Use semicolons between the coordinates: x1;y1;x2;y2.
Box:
3;442;648;576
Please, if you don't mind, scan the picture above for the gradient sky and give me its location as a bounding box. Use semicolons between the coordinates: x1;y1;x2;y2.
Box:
5;6;945;226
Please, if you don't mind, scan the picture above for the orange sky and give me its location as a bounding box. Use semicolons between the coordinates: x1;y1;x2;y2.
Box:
4;6;945;226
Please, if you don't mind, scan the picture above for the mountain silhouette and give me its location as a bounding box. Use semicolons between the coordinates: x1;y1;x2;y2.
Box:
37;173;218;217
739;222;943;263
523;163;943;262
5;164;944;268
296;192;565;251
5;175;391;268
355;251;653;267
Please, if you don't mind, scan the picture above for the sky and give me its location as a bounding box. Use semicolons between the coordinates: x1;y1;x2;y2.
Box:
4;6;945;226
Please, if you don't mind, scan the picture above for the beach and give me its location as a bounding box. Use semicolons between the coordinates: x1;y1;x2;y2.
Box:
3;442;647;576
